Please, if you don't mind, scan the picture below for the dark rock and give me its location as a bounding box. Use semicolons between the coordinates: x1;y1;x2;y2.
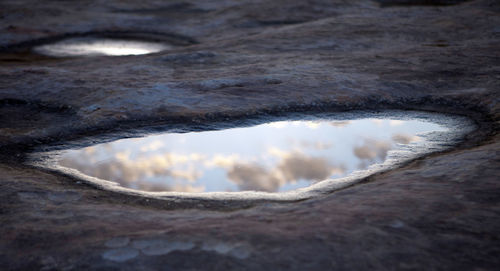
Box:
373;0;472;6
0;0;499;270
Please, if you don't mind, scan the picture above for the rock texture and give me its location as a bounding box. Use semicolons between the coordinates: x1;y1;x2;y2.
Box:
0;0;499;270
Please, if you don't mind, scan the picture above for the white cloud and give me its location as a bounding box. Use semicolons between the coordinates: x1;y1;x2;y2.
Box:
329;121;351;128
389;120;404;126
139;140;165;152
353;139;392;162
226;151;344;192
60;150;205;191
391;133;420;144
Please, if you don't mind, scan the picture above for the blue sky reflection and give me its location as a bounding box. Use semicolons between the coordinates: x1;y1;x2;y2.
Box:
58;119;446;193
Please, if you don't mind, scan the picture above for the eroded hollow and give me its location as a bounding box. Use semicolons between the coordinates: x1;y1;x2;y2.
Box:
39;112;473;197
32;37;171;57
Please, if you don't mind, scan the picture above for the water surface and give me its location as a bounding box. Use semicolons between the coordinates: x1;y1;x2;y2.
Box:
33;37;170;57
57;118;448;193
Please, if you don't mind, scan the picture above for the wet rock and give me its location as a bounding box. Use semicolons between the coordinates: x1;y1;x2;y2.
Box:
102;248;139;262
389;220;405;228
131;239;195;256
201;241;252;259
17;191;46;203
159;51;217;64
0;0;499;270
105;237;130;248
373;0;472;6
47;191;81;203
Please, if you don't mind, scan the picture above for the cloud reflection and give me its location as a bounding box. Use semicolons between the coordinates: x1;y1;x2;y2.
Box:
392;133;420;144
298;141;333;150
57;119;440;193
226;151;344;192
353;133;419;169
60;147;344;193
60;149;205;192
354;139;391;161
329;121;351;127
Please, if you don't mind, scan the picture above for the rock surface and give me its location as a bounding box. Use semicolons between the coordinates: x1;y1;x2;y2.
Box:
0;0;499;270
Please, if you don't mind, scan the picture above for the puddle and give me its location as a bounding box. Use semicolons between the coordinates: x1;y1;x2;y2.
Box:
42;113;472;196
32;37;171;57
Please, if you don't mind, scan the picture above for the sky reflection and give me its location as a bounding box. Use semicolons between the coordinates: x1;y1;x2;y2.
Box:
33;38;170;57
58;119;447;193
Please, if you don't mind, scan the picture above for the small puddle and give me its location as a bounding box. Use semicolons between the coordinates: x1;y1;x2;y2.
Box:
40;113;472;197
32;37;171;57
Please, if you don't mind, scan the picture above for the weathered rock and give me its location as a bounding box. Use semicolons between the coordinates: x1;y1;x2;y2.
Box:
0;0;498;270
374;0;472;6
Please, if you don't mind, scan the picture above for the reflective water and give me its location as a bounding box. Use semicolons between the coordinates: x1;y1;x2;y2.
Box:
33;38;170;57
57;118;449;193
